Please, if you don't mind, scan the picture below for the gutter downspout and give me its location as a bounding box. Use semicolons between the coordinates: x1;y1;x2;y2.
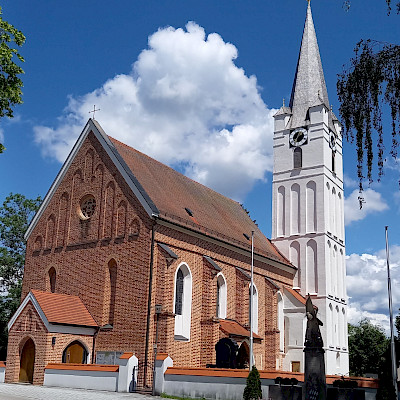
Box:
91;326;100;363
143;220;156;388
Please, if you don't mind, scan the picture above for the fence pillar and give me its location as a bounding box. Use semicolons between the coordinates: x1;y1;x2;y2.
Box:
154;353;173;395
117;352;138;392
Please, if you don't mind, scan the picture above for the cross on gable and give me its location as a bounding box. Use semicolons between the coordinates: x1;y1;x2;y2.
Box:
89;105;100;120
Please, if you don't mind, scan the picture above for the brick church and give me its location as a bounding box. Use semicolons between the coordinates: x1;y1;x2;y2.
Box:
5;1;349;386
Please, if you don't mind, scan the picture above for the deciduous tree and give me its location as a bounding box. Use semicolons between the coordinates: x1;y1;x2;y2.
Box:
0;193;41;359
0;7;25;153
348;319;389;376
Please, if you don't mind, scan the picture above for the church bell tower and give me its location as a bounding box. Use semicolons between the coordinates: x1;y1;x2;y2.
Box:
271;2;349;375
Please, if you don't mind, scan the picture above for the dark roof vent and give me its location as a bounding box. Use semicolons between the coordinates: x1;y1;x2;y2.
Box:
184;207;193;217
243;233;250;241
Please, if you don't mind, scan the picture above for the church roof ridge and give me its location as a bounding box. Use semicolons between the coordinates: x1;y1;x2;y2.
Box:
288;2;333;130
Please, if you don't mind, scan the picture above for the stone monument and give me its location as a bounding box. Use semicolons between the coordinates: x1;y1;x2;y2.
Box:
304;295;326;400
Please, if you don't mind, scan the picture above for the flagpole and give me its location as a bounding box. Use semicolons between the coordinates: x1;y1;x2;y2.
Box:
249;230;254;371
385;226;398;398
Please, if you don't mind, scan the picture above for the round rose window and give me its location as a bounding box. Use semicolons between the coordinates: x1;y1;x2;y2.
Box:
79;196;96;220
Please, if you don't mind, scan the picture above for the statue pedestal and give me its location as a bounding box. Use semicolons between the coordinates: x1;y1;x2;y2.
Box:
303;346;326;400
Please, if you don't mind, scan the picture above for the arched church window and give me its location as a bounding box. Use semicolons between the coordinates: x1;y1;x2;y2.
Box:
48;267;56;293
293;147;302;169
249;284;258;334
174;263;192;340
216;273;227;319
62;341;88;364
108;260;117;326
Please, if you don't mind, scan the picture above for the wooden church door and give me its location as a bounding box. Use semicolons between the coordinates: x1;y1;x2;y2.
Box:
19;338;35;383
62;341;87;363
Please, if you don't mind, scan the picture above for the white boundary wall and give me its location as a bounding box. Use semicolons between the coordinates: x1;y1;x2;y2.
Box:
44;368;119;391
44;353;138;393
0;366;5;383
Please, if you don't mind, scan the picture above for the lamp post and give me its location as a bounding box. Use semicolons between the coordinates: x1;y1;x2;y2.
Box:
385;227;398;399
243;231;255;371
249;231;254;371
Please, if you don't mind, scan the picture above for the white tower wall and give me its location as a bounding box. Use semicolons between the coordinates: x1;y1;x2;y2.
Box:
271;2;349;376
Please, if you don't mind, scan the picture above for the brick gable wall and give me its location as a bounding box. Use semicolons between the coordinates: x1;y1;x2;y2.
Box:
22;131;154;365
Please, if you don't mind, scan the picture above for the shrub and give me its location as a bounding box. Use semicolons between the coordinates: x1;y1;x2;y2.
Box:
243;366;262;400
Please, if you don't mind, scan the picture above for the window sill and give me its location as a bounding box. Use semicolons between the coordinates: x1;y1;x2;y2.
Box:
174;335;190;342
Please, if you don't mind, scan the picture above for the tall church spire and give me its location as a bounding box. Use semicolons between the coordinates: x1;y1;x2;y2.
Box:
289;2;330;129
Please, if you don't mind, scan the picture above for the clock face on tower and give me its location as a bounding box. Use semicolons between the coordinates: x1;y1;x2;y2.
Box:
289;127;308;147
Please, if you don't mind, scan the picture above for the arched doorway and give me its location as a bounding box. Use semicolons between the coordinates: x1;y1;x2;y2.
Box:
19;338;35;383
62;341;88;364
215;338;238;369
236;341;250;369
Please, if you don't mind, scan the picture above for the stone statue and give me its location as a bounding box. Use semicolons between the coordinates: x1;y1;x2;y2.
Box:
304;295;323;348
304;295;326;400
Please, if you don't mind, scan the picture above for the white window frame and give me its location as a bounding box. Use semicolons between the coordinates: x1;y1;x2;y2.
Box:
216;273;227;319
249;283;259;334
173;263;192;341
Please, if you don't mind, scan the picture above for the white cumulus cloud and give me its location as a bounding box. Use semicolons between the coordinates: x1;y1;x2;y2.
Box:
344;188;389;226
346;247;400;333
33;22;275;201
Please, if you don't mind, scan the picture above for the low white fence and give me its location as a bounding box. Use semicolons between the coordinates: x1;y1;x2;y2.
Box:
0;362;5;383
44;353;137;392
155;356;379;400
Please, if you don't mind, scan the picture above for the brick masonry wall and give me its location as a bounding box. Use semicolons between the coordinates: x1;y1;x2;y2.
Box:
12;130;295;384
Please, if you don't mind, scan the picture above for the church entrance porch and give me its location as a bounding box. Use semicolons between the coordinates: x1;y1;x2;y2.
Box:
18;338;35;383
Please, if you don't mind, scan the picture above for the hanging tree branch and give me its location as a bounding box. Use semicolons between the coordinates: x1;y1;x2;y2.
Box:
337;40;400;192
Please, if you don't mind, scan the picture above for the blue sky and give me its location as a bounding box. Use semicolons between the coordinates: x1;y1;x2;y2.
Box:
1;0;400;331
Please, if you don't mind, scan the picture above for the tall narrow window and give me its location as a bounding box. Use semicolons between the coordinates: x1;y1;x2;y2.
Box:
48;267;56;293
293;147;302;169
216;274;227;319
249;284;258;334
174;263;192;340
108;260;117;326
332;151;335;173
175;269;184;315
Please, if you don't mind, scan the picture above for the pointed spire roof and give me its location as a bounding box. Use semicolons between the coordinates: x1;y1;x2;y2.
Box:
289;2;334;131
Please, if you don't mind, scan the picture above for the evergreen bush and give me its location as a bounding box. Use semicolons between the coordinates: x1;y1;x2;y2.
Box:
243;366;262;400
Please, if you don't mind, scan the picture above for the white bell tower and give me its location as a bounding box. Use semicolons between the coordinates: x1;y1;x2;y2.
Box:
271;2;349;375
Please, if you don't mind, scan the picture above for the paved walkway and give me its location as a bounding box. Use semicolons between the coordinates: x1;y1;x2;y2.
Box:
0;383;159;400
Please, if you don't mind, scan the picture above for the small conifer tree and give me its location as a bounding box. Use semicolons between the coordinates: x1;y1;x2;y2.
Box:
243;366;262;400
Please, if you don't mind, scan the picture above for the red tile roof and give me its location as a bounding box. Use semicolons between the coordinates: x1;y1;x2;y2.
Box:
219;319;262;340
31;290;98;328
284;287;307;305
109;136;291;266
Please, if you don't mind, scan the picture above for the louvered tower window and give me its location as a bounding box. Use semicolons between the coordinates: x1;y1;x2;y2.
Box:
293;147;302;169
